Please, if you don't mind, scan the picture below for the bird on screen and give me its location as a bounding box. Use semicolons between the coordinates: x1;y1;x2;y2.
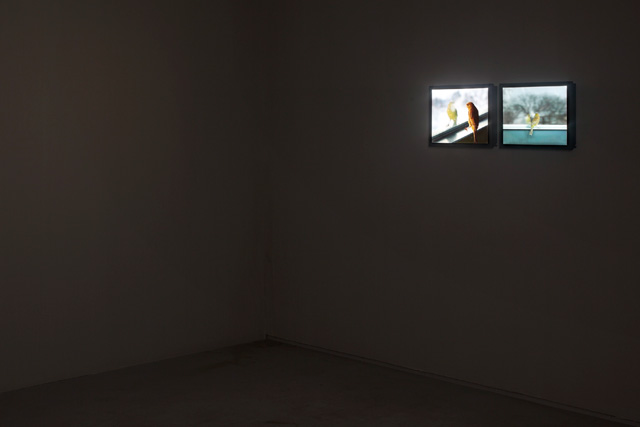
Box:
465;102;479;143
446;101;458;126
526;113;540;135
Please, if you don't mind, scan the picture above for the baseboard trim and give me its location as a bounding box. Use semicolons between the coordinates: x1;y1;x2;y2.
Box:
266;335;639;427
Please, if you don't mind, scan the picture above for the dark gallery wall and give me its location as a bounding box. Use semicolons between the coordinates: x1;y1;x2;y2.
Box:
0;1;267;392
267;0;640;423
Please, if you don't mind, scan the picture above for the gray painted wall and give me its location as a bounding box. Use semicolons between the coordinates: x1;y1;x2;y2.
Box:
0;0;266;392
268;0;640;423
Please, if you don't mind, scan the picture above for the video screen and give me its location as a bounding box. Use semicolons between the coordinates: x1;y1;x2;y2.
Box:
501;84;570;146
430;86;490;145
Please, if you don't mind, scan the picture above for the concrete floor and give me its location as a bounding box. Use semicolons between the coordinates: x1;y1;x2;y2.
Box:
0;341;629;426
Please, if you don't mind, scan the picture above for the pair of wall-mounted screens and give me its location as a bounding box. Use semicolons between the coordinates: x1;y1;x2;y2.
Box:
429;82;576;149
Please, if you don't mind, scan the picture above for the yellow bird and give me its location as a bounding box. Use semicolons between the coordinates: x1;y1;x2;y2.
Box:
526;113;540;135
466;102;479;143
446;101;457;126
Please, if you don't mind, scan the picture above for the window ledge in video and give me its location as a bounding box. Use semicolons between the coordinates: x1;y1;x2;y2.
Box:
502;124;568;145
432;112;489;144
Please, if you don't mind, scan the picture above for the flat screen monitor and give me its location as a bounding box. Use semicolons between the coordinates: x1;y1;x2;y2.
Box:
500;82;576;149
429;84;496;147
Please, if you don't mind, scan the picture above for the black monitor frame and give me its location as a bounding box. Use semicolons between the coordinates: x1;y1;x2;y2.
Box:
499;81;576;150
428;84;497;148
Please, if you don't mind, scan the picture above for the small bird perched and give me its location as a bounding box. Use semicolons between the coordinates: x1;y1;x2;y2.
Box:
446;101;457;126
526;113;540;135
466;102;479;142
